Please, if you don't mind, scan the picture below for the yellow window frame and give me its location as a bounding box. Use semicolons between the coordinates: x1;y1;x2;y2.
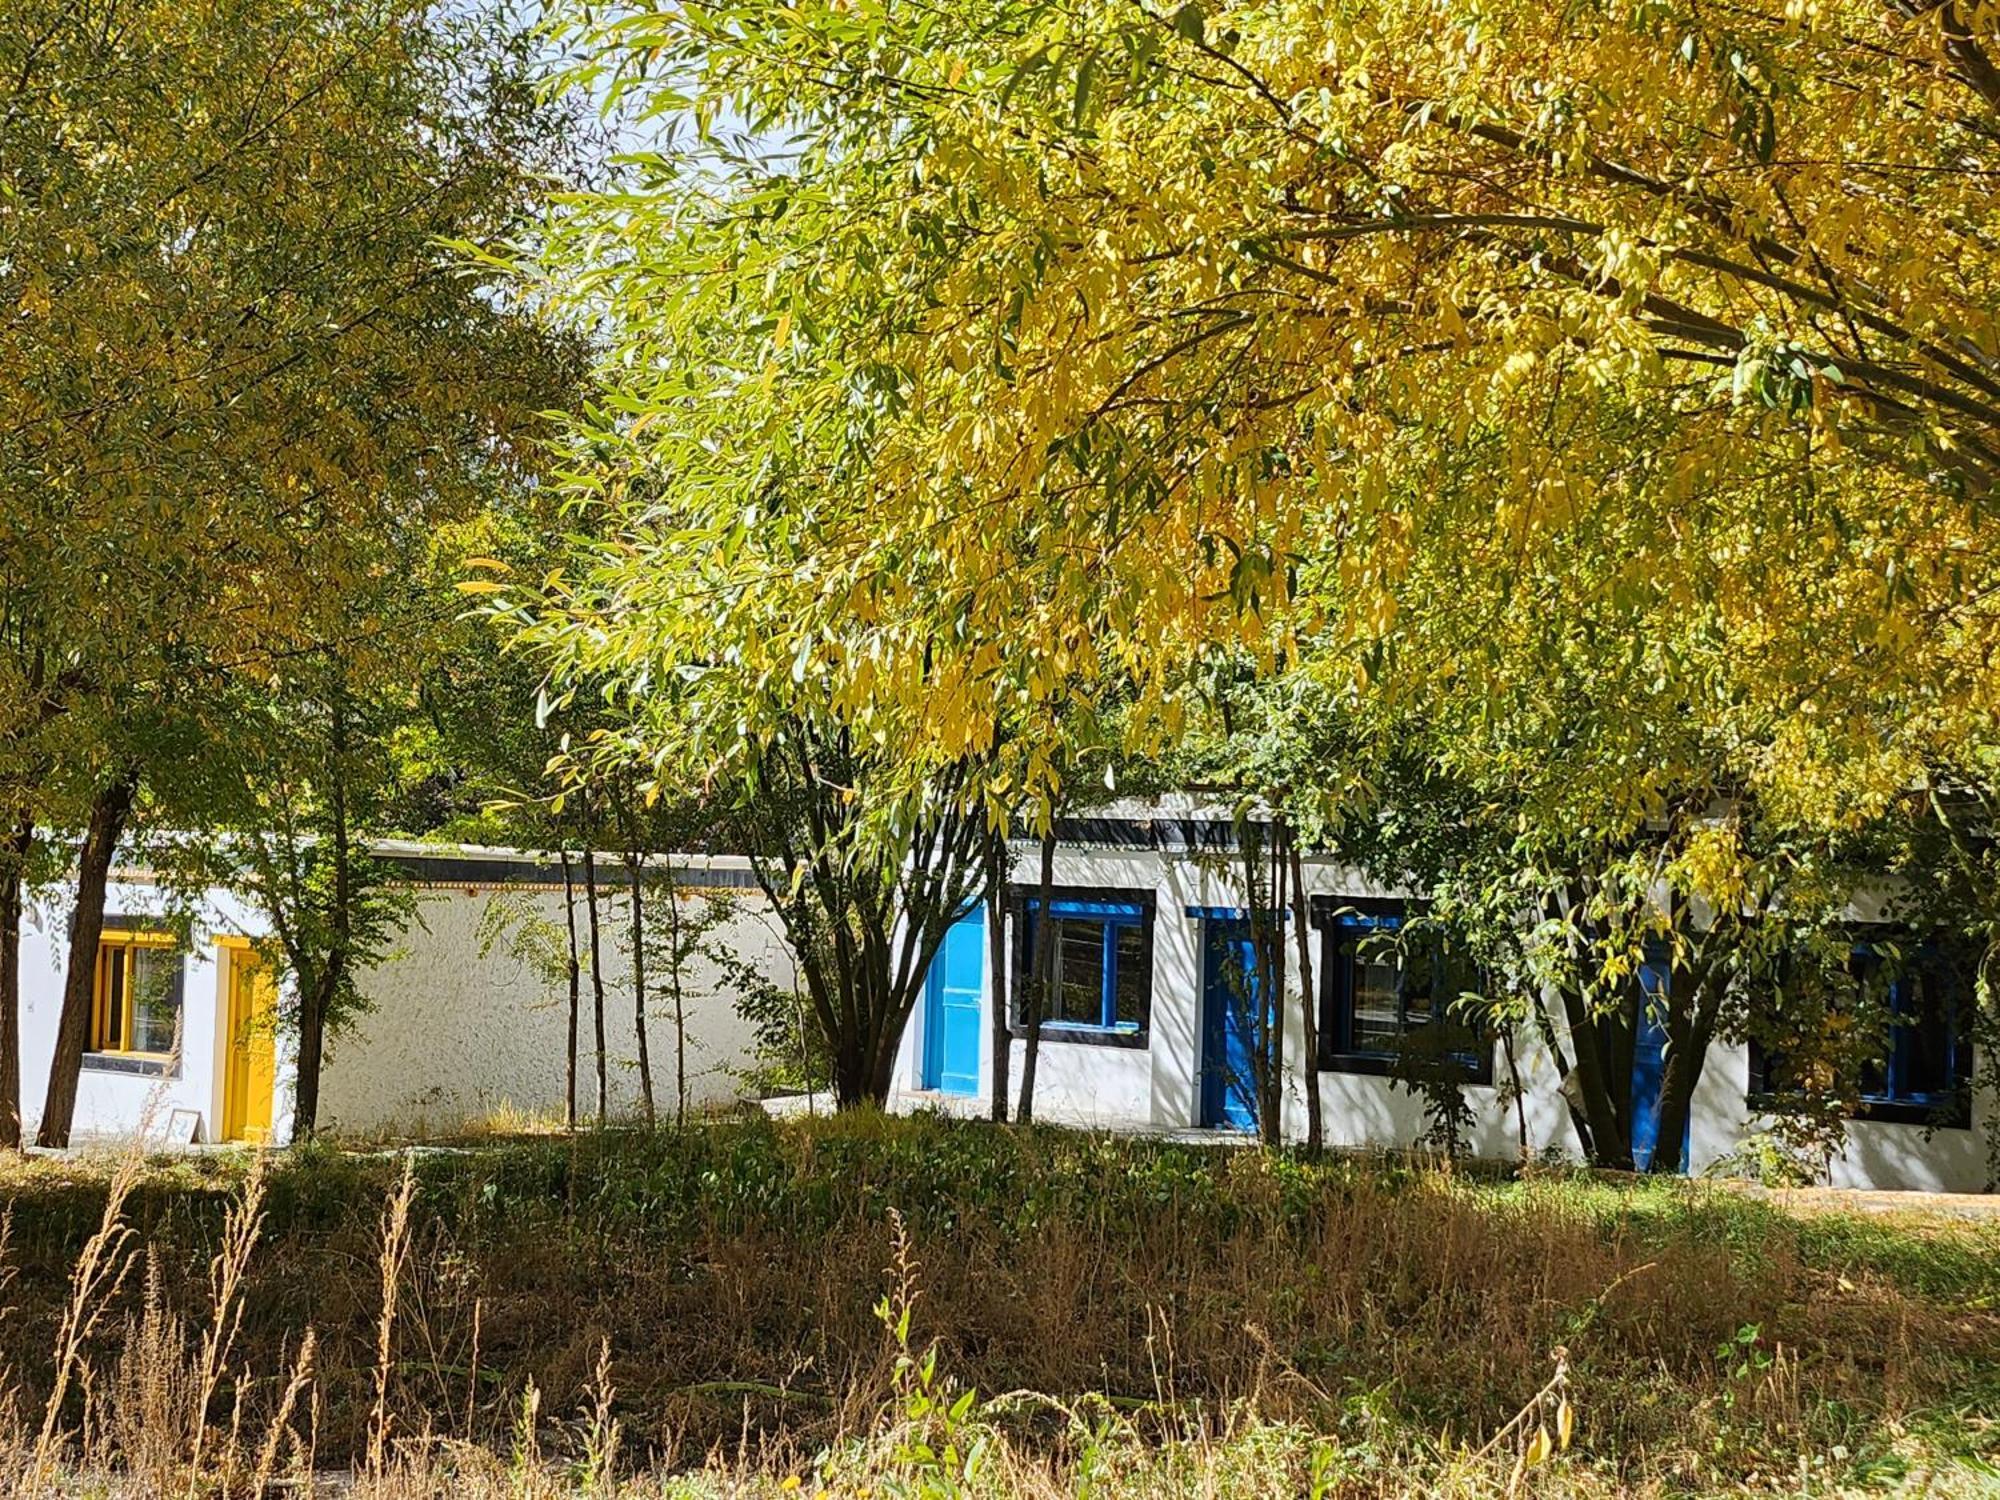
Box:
92;929;180;1058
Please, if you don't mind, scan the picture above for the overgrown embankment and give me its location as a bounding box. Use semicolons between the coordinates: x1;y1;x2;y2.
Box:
0;1114;1995;1493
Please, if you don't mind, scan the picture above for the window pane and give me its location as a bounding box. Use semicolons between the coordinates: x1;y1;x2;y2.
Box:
1349;945;1402;1052
1899;962;1962;1102
128;946;181;1055
1113;924;1145;1027
1053;919;1107;1025
1432;948;1484;1059
101;944;126;1050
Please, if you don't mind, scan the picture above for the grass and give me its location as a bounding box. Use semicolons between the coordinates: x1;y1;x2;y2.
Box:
0;1110;1994;1495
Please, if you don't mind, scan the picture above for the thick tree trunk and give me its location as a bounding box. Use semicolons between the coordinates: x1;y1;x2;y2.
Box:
1648;965;1723;1175
559;846;580;1130
0;815;31;1150
38;771;138;1149
985;830;1010;1123
1284;826;1322;1156
626;853;655;1126
830;1022;871;1110
582;835;607;1126
1016;830;1055;1124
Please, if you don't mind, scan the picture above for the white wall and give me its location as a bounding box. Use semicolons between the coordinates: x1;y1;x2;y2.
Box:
896;837;1991;1193
318;860;786;1137
12;849;786;1146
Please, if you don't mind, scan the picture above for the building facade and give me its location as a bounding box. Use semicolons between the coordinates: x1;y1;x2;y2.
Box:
10;821;1986;1192
10;844;778;1146
892;807;1992;1194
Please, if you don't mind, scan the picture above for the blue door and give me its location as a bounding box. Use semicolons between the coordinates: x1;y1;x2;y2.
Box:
1628;944;1689;1172
1200;918;1261;1130
922;911;984;1096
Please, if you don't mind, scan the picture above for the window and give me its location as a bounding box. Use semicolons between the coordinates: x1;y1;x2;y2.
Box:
1314;900;1490;1080
1750;936;1973;1127
1010;888;1153;1046
92;931;184;1058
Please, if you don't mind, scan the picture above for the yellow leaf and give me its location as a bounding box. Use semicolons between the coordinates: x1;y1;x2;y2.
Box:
1524;1425;1551;1468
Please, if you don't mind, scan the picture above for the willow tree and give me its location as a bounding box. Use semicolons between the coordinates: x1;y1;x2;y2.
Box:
530;0;2000;820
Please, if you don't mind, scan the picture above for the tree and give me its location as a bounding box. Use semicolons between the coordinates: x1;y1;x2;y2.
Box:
527;0;2000;1152
729;723;990;1110
532;0;2000;837
4;0;584;1141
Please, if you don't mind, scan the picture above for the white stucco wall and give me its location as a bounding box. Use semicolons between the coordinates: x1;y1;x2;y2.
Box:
894;832;1991;1193
318;858;785;1137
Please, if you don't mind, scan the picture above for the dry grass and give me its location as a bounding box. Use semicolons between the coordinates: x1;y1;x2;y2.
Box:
0;1113;1992;1496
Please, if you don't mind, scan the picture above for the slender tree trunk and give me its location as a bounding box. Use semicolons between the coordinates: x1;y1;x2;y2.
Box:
1263;827;1285;1146
38;770;138;1149
1017;830;1055;1124
292;962;342;1141
1284;824;1322;1156
626;852;655;1126
663;870;687;1128
292;724;355;1141
582;834;608;1127
1501;1028;1530;1165
986;829;1010;1123
0;814;31;1151
1237;826;1282;1145
1557;986;1634;1170
559;845;580;1131
291;698;357;1142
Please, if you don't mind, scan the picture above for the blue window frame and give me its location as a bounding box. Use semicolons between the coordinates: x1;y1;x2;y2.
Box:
1010;887;1153;1047
1312;898;1491;1081
1750;935;1973;1127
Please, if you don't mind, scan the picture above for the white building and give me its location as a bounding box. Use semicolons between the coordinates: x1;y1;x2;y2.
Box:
11;844;781;1146
11;817;1986;1193
890;806;1992;1194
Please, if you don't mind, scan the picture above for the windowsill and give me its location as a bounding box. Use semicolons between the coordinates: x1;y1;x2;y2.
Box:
1746;1092;1970;1131
1318;1050;1495;1086
82;1052;179;1080
1008;1023;1149;1051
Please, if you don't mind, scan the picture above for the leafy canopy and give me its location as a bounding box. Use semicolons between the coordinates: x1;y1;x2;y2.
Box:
524;0;2000;831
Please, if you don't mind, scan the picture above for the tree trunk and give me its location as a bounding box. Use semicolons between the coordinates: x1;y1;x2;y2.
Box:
559;845;580;1130
1649;963;1723;1175
830;1025;869;1110
985;829;1010;1124
292;962;340;1141
582;833;607;1126
0;815;31;1151
1284;825;1322;1156
292;735;353;1142
1017;830;1055;1125
663;869;687;1128
1557;985;1634;1170
38;770;138;1149
626;853;655;1126
1261;828;1285;1146
1501;1028;1530;1165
